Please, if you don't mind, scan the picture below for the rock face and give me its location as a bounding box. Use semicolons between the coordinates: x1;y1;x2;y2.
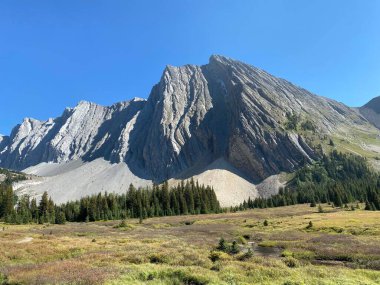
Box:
359;96;380;129
127;55;367;182
0;55;372;192
0;99;145;170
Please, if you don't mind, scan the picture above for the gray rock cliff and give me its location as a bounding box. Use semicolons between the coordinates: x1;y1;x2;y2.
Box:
0;55;371;185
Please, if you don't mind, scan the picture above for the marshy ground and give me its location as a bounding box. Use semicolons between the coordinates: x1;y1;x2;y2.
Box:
0;204;379;284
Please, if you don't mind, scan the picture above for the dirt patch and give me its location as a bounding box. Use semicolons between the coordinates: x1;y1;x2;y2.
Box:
16;237;33;244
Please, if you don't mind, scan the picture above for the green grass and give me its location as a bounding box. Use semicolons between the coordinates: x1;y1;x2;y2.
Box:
0;204;379;284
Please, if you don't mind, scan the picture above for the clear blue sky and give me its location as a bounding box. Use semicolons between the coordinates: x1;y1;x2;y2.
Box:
0;0;379;135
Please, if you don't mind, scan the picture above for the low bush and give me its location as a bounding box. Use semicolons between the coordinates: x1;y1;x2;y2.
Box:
208;250;230;263
237;249;254;261
283;256;300;268
238;236;247;244
0;273;8;285
149;253;168;264
281;250;293;257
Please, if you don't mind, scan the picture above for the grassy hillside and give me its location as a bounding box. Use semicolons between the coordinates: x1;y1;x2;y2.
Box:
0;204;379;285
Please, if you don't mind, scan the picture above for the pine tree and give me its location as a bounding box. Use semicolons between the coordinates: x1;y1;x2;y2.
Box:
230;240;239;254
1;185;15;219
217;238;227;251
39;191;49;223
55;210;66;224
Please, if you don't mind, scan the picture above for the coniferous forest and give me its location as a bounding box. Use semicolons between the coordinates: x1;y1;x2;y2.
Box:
239;151;380;211
0;179;221;224
1;151;380;225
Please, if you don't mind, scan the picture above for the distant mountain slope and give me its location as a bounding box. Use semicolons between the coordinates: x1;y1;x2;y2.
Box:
0;55;379;206
359;96;380;129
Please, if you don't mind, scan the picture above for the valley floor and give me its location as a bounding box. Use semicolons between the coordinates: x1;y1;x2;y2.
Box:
0;204;379;285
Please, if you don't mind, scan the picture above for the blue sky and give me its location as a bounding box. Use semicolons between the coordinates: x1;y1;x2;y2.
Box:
0;0;379;135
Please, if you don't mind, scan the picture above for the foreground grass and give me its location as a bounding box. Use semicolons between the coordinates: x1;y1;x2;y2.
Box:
0;204;379;284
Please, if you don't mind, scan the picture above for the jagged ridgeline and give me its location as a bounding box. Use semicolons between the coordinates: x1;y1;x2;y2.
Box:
1;55;380;206
0;180;221;224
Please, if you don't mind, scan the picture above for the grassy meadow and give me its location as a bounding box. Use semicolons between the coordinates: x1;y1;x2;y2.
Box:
0;204;379;285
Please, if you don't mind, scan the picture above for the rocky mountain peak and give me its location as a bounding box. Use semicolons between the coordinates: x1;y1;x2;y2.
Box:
0;55;374;187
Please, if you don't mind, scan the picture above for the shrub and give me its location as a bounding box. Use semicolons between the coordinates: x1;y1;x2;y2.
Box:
169;270;211;285
238;236;247;244
306;221;313;229
242;234;251;240
216;238;227;251
209;251;222;262
281;250;293;257
210;261;222;271
263;220;269;226
301;120;315;131
149;253;168;264
285;112;300;130
0;273;8;284
208;250;230;263
113;220;134;230
230;241;240;255
283;256;300;268
237;248;253;261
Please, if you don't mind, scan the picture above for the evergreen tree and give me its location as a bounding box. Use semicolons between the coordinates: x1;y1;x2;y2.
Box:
38;192;49;223
217;238;227;251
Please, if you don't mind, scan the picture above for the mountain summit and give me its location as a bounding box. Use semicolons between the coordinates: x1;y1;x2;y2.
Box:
126;54;366;182
0;55;378;206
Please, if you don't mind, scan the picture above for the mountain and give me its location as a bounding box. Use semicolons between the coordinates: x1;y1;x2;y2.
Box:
0;99;145;170
1;55;379;206
126;55;366;183
358;96;380;129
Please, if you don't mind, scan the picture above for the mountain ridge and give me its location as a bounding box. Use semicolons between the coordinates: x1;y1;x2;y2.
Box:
1;55;379;206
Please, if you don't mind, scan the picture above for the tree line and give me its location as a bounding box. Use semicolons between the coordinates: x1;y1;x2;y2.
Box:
238;151;380;211
0;179;221;224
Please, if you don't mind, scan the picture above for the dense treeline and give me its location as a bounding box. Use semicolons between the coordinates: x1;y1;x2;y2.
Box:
239;151;380;211
0;179;221;224
62;180;220;222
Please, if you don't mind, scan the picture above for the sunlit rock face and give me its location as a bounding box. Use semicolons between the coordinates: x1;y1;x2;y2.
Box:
0;99;145;170
127;55;365;182
0;55;368;184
